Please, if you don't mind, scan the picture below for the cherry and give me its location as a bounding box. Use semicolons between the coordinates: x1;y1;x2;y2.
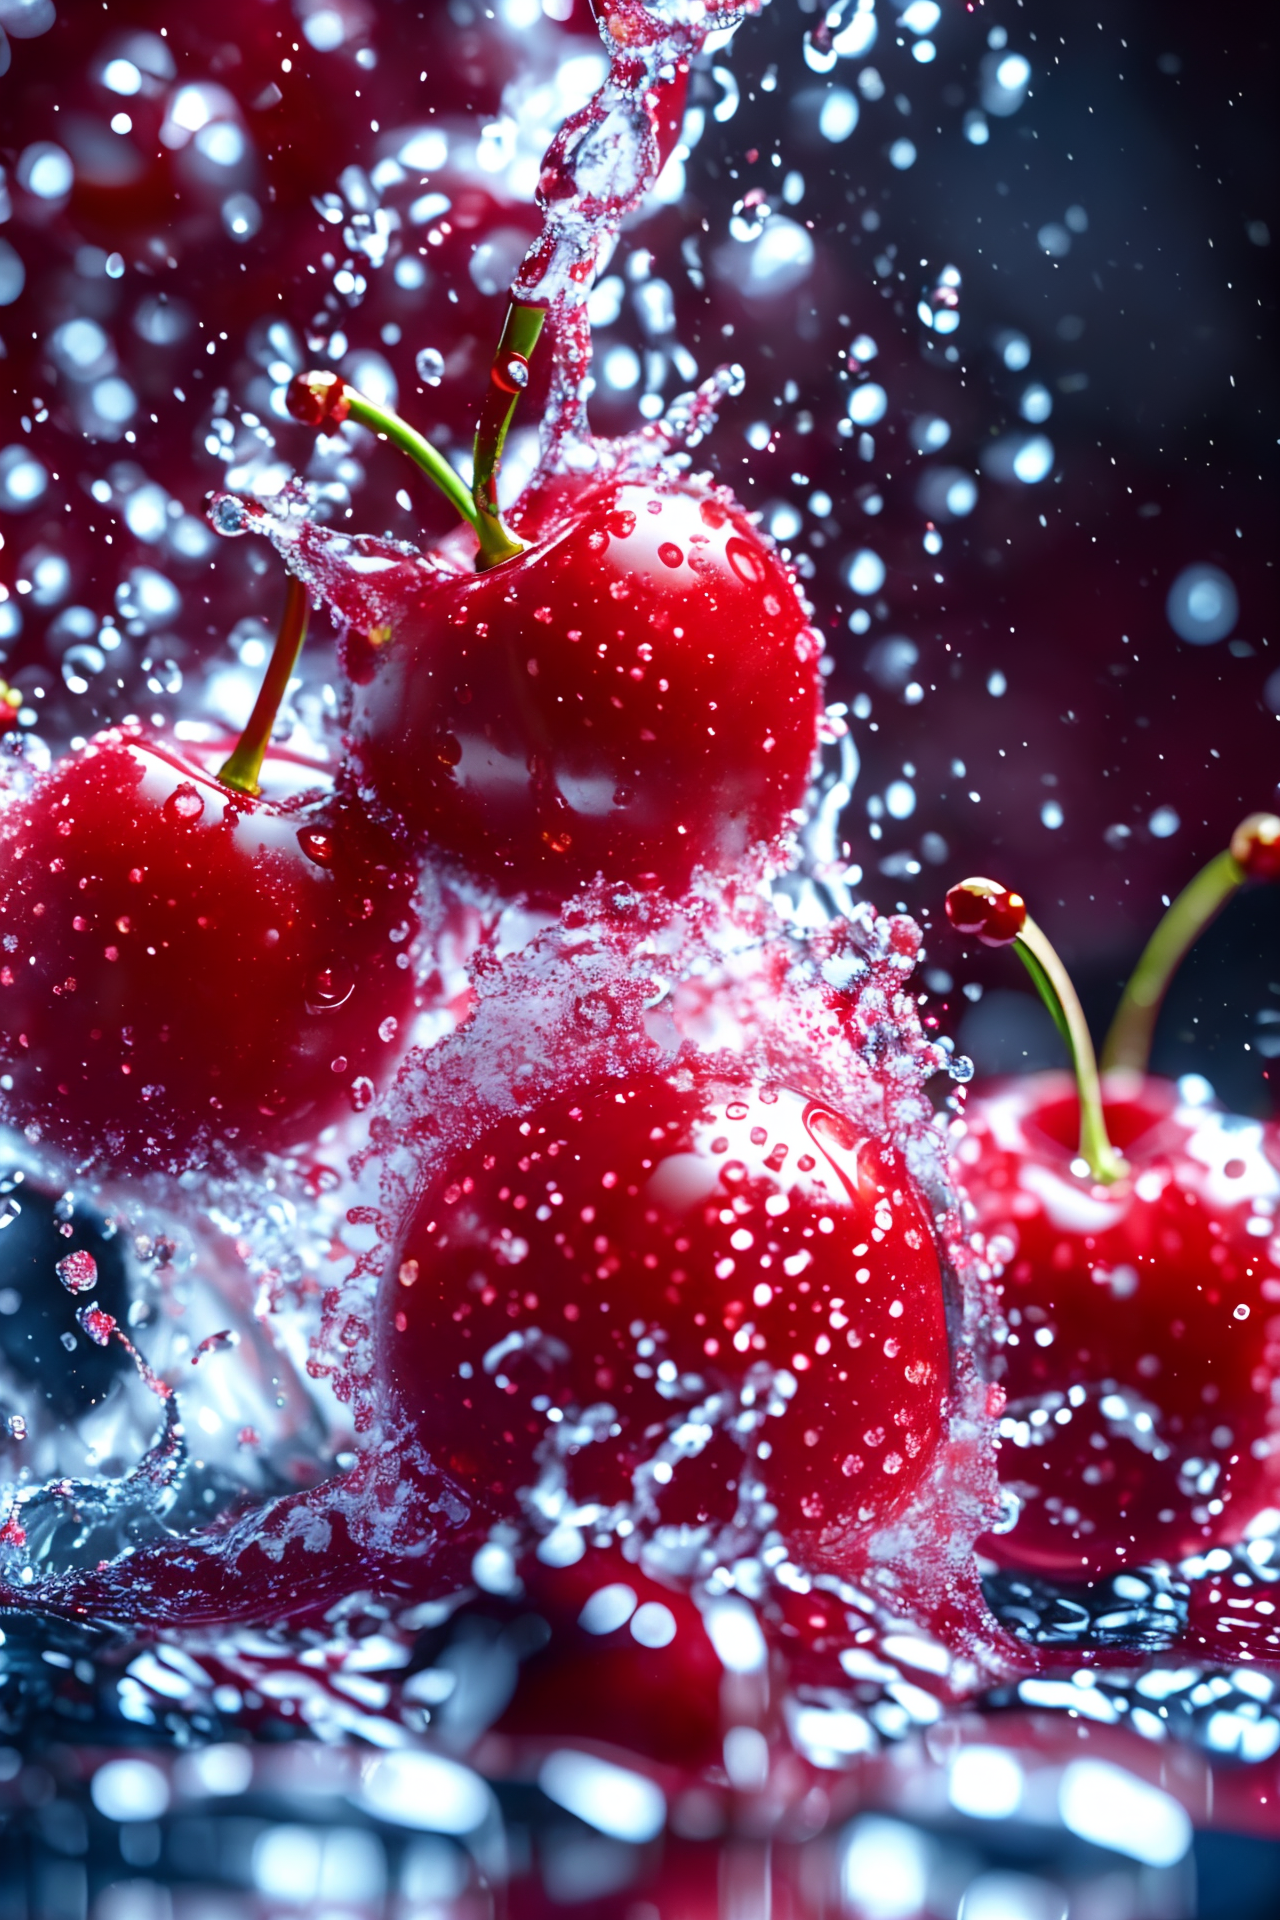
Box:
378;1059;949;1577
490;1543;727;1773
960;1073;1280;1576
946;836;1280;1577
0;575;421;1172
268;372;823;903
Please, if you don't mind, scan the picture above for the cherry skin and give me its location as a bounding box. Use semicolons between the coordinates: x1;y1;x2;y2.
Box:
957;1072;1280;1577
491;1543;727;1774
379;1062;949;1576
317;464;823;902
0;729;420;1173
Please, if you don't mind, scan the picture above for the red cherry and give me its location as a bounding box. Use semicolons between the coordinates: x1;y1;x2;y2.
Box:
944;877;1028;947
250;467;823;902
958;1072;1280;1576
0;730;419;1171
1232;811;1280;883
493;1544;727;1773
379;1061;949;1575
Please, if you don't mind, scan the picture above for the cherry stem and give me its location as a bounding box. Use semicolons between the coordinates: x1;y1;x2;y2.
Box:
285;371;486;548
342;389;482;539
218;575;309;796
945;877;1127;1184
1100;848;1245;1076
471;299;547;570
1013;916;1128;1185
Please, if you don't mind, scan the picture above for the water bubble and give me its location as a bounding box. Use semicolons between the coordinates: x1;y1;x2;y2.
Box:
982;433;1054;485
164;783;205;826
916;467;978;520
832;8;876;57
303;7;347;51
350;1075;376;1112
1148;806;1180;839
209;494;254;537
103;56;142;95
996;330;1031;371
91;376;137;426
1019;383;1053;424
865;637;918;691
222;193;262;241
603;346;641;391
847;549;886;596
0;445;49;511
415;347;445;386
0;239;24;306
62;645;106;695
1166;564;1238;644
196;122;246;168
910;416;951;453
17;141;73;200
889;140;917;171
983;49;1032;116
849;383;887;426
729;218;814;299
950;1055;975;1083
819;89;859;143
399;128;449;171
116;566;180;627
306;962;356;1013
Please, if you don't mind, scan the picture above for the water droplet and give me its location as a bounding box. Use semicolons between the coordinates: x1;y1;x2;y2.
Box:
306;963;355;1013
350;1074;375;1111
378;1015;399;1042
77;1304;116;1346
56;1250;98;1295
725;536;767;586
164;783;204;826
297;827;335;866
415;347;446;386
209;493;255;537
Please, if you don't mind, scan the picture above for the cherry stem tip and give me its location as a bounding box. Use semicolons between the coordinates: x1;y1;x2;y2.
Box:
284;371;492;552
945;876;1127;1186
1100;811;1280;1075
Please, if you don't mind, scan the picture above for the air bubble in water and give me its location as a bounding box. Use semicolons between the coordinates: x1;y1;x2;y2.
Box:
415;347;446;386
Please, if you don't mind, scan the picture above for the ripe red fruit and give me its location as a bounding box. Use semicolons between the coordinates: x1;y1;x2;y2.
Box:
959;1072;1280;1576
0;728;420;1172
226;467;823;902
379;1060;949;1576
492;1543;727;1774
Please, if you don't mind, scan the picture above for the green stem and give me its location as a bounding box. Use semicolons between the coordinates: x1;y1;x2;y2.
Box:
341;391;481;538
1100;851;1245;1076
218;575;309;796
1014;915;1128;1185
471;300;547;569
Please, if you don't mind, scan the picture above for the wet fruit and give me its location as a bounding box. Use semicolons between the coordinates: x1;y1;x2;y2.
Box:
379;1058;949;1575
266;373;823;903
0;728;419;1172
960;1072;1280;1575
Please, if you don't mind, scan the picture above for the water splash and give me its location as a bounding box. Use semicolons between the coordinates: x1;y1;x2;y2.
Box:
509;0;758;459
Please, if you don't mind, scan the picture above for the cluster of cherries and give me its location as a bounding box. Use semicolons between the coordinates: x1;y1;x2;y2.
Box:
4;281;1280;1752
